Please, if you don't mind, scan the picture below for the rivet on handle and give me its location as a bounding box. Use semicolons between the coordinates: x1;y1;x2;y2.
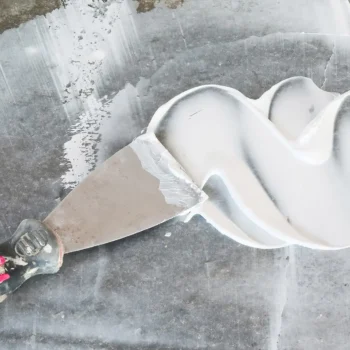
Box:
0;219;64;298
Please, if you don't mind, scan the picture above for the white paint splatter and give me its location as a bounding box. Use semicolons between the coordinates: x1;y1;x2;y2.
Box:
29;0;143;188
44;244;53;254
60;94;111;187
36;0;140;116
6;256;28;266
61;79;149;188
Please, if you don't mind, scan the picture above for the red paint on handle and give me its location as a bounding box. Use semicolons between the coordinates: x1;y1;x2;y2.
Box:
0;256;5;265
0;274;10;284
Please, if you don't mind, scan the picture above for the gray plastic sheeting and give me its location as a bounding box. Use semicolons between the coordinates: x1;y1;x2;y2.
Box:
1;1;350;349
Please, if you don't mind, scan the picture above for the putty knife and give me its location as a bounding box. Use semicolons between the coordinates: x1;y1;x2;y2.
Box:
0;133;207;298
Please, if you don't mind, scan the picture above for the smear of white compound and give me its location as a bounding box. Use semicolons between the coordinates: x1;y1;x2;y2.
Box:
147;76;350;250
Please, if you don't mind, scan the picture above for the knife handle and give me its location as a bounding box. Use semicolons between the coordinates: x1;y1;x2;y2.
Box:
0;219;64;300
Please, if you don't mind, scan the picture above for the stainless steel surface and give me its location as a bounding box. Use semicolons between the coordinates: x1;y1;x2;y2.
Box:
44;136;205;253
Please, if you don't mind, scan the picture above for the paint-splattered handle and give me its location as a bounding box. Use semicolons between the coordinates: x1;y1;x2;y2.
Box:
0;219;64;300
